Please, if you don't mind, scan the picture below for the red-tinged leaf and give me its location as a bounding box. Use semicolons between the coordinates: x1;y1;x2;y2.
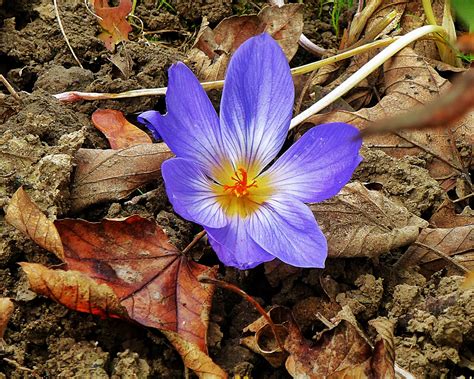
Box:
5;187;64;260
20;262;128;319
94;0;133;51
0;298;14;340
54;216;217;354
91;109;152;149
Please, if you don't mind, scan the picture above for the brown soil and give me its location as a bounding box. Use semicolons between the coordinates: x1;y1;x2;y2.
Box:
1;1;472;378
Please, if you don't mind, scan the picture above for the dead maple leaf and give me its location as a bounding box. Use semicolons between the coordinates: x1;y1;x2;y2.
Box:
301;47;471;185
398;226;474;274
0;298;14;340
310;182;428;258
5;187;64;260
17;212;223;377
93;0;133;51
189;4;303;81
70;144;173;211
91;109;152;149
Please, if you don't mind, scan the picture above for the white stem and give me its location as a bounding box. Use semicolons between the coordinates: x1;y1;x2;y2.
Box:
289;25;446;130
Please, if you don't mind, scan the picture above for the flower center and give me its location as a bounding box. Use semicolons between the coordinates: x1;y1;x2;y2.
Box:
223;168;257;197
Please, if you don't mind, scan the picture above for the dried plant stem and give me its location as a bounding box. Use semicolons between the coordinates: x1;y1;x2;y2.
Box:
182;230;206;254
0;74;20;100
289;25;447;129
199;277;286;352
53;0;83;69
54;36;397;102
412;242;469;274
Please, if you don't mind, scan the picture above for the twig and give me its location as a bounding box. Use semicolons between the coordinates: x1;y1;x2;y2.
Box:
289;25;447;129
53;0;83;68
3;358;34;373
54;36;398;102
182;230;206;254
0;74;20;101
199;277;286;352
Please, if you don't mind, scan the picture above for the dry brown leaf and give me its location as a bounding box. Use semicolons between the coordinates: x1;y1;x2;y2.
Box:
0;298;14;340
242;306;395;378
5;187;64;260
189;4;303;81
20;214;224;377
20;262;128;318
70;144;173;211
163;330;227;379
429;199;473;228
399;226;474;273
310;182;428;258
301;47;470;181
368;318;395;379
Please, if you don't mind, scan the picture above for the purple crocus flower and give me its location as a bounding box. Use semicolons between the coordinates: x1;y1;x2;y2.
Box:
138;33;362;270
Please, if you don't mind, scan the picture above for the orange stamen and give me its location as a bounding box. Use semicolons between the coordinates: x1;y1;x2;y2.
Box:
223;168;257;197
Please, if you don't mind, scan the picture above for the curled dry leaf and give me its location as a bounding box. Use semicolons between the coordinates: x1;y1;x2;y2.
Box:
93;0;133;51
310;182;428;258
398;226;474;273
91;109;152;149
242;306;395;378
301;48;471;182
189;4;303;80
5;187;64;260
70;144;173;211
0;298;14;340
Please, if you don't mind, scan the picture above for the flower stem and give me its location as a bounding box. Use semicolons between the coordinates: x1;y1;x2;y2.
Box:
289;25;447;129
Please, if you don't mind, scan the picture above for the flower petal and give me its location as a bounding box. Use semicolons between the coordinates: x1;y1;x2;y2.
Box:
247;196;327;268
262;123;362;203
220;33;294;174
206;217;274;269
161;158;229;228
138;62;225;173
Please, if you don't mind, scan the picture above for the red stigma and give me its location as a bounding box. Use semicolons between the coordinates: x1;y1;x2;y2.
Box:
223;168;257;197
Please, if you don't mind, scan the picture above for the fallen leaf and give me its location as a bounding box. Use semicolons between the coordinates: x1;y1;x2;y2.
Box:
310;182;428;258
53;216;217;352
368;318;395;379
6;187;64;260
70;144;173;211
189;4;303;80
398;226;474;273
0;298;14;340
20;262;128;318
91;109;152;149
301;47;470;182
243;305;395;378
20;214;223;377
163;330;227;378
94;0;133;51
429;199;473;228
